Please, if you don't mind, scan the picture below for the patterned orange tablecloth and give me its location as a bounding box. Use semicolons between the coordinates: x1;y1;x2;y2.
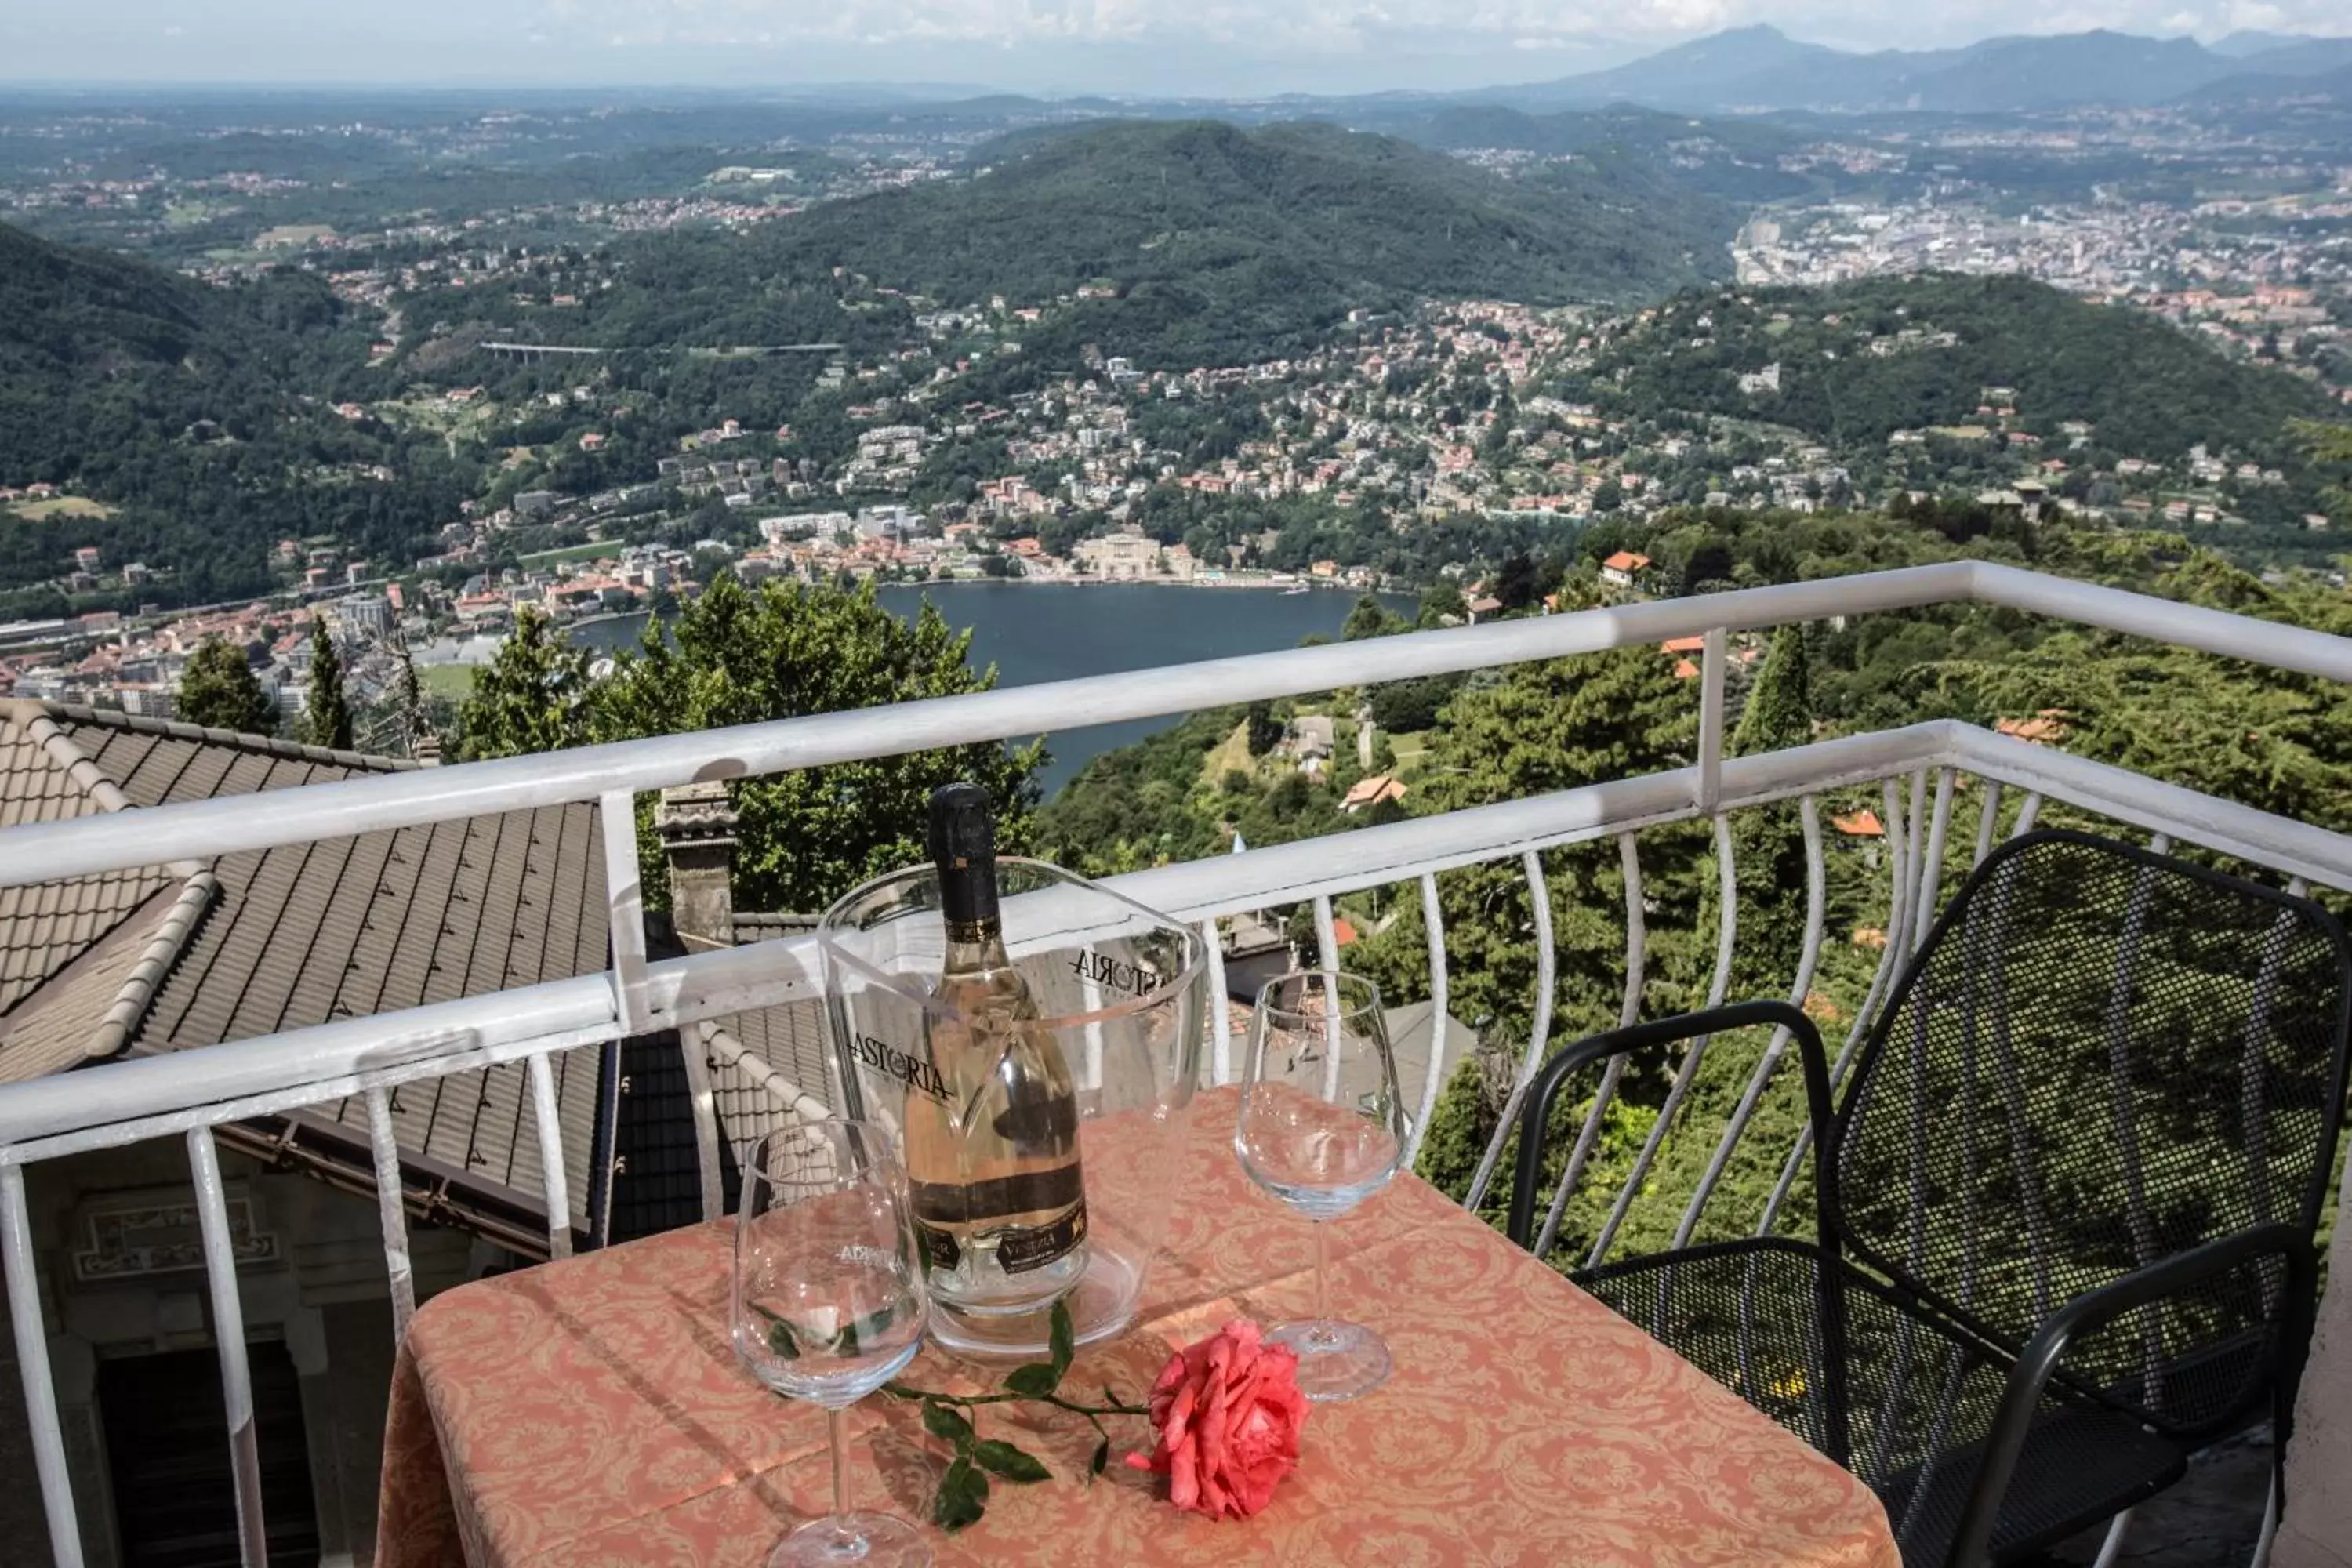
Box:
377;1088;1898;1567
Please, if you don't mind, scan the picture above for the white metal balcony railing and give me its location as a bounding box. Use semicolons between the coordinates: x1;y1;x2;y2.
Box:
2;559;2351;1567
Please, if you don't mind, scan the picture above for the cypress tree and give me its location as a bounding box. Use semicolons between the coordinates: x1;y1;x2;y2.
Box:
305;616;354;752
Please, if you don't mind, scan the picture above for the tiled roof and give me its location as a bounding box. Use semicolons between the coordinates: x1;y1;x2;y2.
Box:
0;710;178;1016
0;701;612;1247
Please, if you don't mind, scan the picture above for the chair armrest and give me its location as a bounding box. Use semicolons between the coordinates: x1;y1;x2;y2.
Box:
1943;1223;2318;1568
1504;1000;1832;1250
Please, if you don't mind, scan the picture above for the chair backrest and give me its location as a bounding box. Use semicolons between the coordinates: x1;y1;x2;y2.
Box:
1829;829;2351;1429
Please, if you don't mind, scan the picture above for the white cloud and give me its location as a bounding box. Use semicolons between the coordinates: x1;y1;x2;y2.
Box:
5;0;2347;91
534;0;2352;56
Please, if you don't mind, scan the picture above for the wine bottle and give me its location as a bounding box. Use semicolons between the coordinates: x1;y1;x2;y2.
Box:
902;782;1088;1316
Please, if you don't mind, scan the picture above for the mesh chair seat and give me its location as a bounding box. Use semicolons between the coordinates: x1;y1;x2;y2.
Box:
1580;1237;2187;1566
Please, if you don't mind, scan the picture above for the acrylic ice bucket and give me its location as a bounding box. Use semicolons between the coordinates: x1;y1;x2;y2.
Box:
816;857;1203;1357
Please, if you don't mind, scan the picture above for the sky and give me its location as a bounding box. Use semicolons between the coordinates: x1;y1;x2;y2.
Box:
3;0;2348;96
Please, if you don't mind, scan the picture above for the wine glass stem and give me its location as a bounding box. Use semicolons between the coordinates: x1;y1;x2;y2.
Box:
1312;1219;1329;1323
827;1406;854;1536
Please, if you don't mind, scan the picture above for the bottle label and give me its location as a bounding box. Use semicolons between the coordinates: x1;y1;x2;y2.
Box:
915;1217;962;1273
912;1201;1086;1276
996;1200;1087;1275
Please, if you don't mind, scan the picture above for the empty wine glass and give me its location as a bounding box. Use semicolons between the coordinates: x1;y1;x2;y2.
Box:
732;1119;932;1568
1235;969;1408;1402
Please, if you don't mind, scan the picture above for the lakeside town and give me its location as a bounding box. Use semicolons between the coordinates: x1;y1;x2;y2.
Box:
5;83;2349;738
4;260;2344;732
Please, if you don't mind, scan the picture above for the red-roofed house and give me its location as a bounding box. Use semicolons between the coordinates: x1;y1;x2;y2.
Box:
1600;551;1651;590
1995;710;2070;746
1339;775;1408;815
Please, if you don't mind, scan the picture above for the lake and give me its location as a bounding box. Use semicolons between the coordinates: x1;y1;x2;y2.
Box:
575;582;1415;796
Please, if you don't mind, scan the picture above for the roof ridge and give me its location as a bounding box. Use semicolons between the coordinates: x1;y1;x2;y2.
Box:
0;699;220;1070
40;700;416;773
0;698;146;818
88;869;220;1062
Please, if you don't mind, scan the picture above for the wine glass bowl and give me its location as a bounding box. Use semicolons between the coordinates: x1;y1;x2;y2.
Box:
732;1120;932;1568
732;1188;926;1405
1232;1082;1403;1219
1236;970;1409;1403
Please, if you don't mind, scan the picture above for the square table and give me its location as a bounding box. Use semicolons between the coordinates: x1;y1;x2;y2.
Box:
378;1088;1899;1566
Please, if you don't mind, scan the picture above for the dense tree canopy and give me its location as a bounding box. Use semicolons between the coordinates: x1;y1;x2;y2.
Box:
457;607;595;764
456;575;1044;914
177;635;277;736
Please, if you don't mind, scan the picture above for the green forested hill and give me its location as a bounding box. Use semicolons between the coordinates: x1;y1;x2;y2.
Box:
550;120;1735;370
1587;274;2336;466
0;222;467;612
1371;105;1820;205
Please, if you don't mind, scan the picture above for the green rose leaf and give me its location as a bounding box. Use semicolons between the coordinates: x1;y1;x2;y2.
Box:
934;1457;989;1534
1003;1362;1059;1398
1089;1438;1110;1481
922;1400;975;1450
746;1303;800;1361
840;1303;895;1356
1048;1300;1075;1381
973;1440;1051;1483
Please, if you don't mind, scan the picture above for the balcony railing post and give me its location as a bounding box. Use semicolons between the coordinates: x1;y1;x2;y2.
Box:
2012;789;2043;838
523;1053;574;1260
1590;815;1739;1272
1973;777;2005;869
364;1087;418;1342
1696;628;1729;815
187;1129;267;1568
599;790;651;1035
1409;873;1450;1164
1533;830;1646;1259
1913;767;1956;951
1675;797;1828;1254
1200;918;1232;1087
1759;775;1915;1238
1;1161;84;1568
1904;769;1928;946
677;1029;724;1224
1463;851;1555;1214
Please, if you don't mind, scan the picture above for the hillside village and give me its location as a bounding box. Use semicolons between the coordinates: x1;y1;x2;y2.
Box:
2;270;2343;727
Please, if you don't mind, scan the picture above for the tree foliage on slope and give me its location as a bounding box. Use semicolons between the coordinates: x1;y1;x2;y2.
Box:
457;575;1044;914
1588;273;2336;477
177;635;277;737
574;121;1733;372
0;221;468;610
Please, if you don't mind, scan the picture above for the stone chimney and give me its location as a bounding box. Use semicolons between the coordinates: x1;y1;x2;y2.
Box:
655;782;739;951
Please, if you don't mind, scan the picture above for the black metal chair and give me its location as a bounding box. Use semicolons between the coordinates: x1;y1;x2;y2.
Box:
1504;829;2352;1567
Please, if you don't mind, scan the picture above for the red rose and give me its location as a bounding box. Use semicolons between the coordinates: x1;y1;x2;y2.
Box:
1123;1319;1308;1520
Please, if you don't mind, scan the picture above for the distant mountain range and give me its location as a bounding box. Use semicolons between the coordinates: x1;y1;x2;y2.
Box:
1468;24;2352;114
